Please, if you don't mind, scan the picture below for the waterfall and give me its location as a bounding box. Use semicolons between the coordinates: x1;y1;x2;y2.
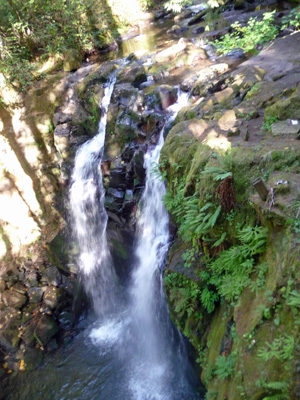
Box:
124;91;200;400
69;69;119;315
70;73;201;398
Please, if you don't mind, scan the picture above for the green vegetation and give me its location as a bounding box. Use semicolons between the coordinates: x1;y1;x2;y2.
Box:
0;0;155;90
282;7;300;30
213;11;278;55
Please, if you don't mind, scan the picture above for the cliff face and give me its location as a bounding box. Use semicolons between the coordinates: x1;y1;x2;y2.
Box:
161;31;300;400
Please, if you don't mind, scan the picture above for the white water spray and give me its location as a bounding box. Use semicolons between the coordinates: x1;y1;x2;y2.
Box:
69;69;119;314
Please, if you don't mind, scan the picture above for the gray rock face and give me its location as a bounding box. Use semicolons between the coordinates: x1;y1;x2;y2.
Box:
271;120;300;137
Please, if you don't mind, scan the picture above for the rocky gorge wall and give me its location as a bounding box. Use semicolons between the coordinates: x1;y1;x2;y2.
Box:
0;1;300;398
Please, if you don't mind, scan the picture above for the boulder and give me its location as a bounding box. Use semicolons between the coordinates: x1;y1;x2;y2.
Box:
117;61;147;87
63;49;82;72
2;290;27;309
153;38;207;65
271;120;300;137
152;85;178;110
109;168;127;189
27;287;44;304
187;9;207;26
43;286;65;309
41;266;62;286
34;315;59;346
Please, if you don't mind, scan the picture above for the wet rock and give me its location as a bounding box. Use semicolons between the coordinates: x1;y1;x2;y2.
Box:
115;110;141;142
152;85;178;110
25;271;38;287
132;149;146;184
27;287;44;304
174;9;193;22
47;339;59;352
22;322;36;346
63;49;82;72
58;311;72;328
192;26;205;35
41;266;62;287
21;347;43;370
117;61;147;87
112;83;138;107
121;144;136;162
12;282;27;295
107;188;125;204
2;290;27;309
139;112;163;137
187;9;207;26
43;286;65;309
34;315;59;346
167;25;188;35
109;168;127;189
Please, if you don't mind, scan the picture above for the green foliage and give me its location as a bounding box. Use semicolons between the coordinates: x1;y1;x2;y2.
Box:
164;272;202;325
213;353;236;380
282;7;300;31
0;0;132;89
262;116;278;132
249;263;268;295
256;376;289;400
202;166;232;182
163;0;191;13
213;11;278;55
257;335;294;362
207;226;268;302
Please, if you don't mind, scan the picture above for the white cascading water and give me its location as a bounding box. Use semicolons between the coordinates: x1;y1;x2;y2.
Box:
125;92;199;400
69;69;119;315
70;73;201;399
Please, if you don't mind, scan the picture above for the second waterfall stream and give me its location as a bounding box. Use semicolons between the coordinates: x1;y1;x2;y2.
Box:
70;66;202;400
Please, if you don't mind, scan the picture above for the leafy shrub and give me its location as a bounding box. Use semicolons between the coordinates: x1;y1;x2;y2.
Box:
213;11;278;55
282;7;300;31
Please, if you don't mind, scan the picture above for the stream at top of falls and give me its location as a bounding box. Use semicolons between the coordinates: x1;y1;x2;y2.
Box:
3;65;202;400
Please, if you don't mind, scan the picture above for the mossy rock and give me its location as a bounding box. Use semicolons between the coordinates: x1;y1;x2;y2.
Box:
63;49;82;72
264;93;300;122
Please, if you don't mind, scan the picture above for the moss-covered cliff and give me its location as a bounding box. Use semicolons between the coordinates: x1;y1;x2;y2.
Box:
161;31;300;400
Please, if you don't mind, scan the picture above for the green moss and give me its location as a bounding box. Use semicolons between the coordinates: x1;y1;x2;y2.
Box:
264;93;300;121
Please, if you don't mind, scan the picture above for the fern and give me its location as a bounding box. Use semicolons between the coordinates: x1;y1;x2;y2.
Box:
201;287;219;313
257;335;294;362
265;382;289;391
212;232;227;248
213;353;236;380
286;290;300;308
